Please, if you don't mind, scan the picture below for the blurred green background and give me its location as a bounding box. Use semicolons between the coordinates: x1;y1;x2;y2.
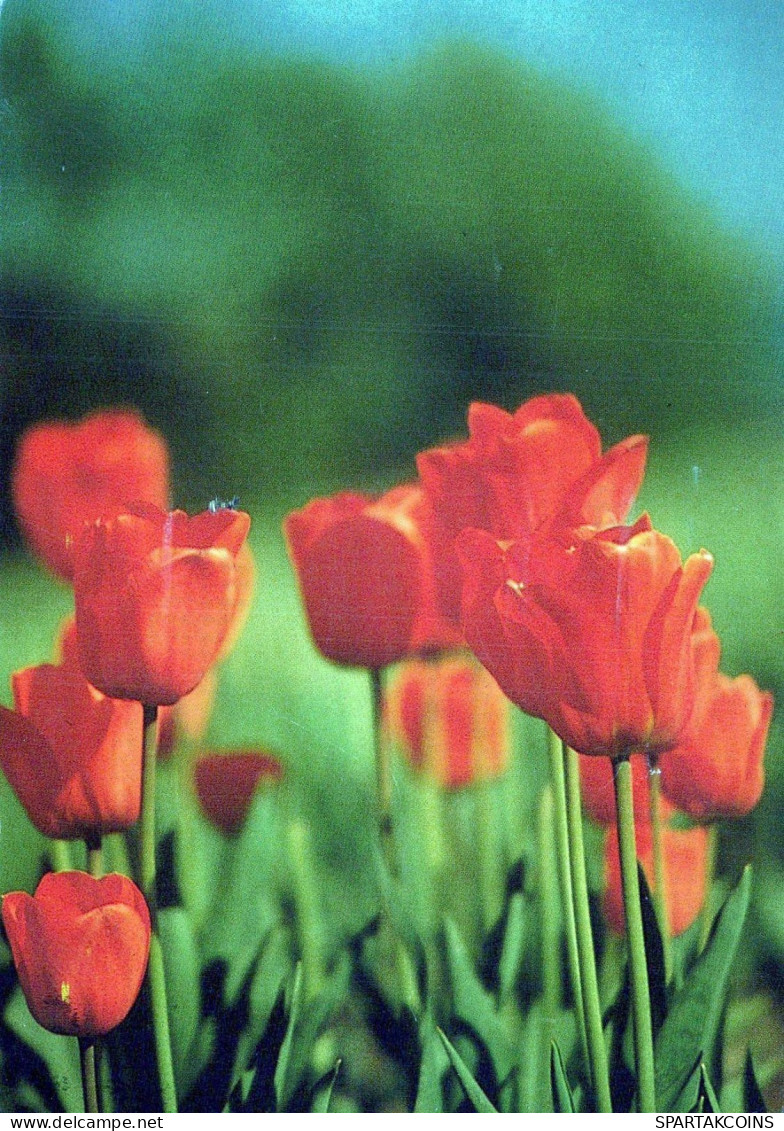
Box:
1;0;783;995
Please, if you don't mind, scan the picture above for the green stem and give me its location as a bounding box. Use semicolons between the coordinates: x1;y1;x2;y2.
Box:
49;839;72;873
418;779;446;933
476;779;503;933
648;760;672;981
104;832;133;877
564;746;612;1113
287;816;326;999
698;825;719;952
538;782;561;1018
78;1037;99;1114
370;668;396;878
85;832;103;879
546;728;588;1076
614;755;656;1112
140;705;178;1114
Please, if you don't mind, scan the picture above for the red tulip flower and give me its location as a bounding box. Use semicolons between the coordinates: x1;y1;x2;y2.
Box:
12;409;169;581
73;504;250;706
603;821;709;937
193;750;283;835
659;610;772;820
384;656;510;789
0;663;143;839
2;872;150;1037
459;515;713;759
417;395;648;623
284;485;461;669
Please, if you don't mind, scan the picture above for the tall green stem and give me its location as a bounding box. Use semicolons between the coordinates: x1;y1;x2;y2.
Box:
49;839;72;873
546;728;588;1075
369;670;419;1013
538;783;561;1019
370;668;396;877
614;755;656;1112
79;1038;99;1114
287;816;326;999
140;705;178;1113
564;746;612;1112
648;760;671;980
698;825;719;952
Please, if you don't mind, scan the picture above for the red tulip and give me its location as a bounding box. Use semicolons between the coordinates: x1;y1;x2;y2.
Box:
2;872;150;1037
417;395;648;623
0;663;143;839
603;821;709;937
459;515;713;759
73;504;250;706
12;409;169;581
660;608;772;820
284;485;461;669
193;750;283;835
384;656;511;789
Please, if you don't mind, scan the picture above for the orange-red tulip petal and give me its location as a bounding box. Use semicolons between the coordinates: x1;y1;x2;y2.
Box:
73;505;250;705
284;485;460;669
459;516;713;759
416;395;648;625
660;673;772;822
0;664;143;839
2;871;151;1037
12;409;169;581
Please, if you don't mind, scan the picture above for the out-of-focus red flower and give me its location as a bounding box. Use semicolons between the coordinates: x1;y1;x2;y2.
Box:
417;396;648;623
659;610;772;820
2;871;150;1037
12;409;169;581
459;515;713;760
193;750;283;835
603;821;709;937
384;655;511;789
283;485;461;669
0;663;143;839
73;504;250;706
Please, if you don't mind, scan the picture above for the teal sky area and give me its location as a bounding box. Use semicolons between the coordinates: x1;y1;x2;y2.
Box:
51;0;784;276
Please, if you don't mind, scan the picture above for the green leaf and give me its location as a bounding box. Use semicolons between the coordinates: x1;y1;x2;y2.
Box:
497;892;528;1006
229;925;292;1096
158;906;201;1095
415;1013;448;1113
743;1050;768;1113
444;918;516;1084
696;1064;721;1113
4;986;82;1113
312;1059;342;1113
550;1041;576;1113
274;962;305;1111
437;1027;499;1113
637;863;667;1035
654;867;751;1112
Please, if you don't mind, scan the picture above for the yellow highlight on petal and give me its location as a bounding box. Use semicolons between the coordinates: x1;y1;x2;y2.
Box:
60;982;70;1004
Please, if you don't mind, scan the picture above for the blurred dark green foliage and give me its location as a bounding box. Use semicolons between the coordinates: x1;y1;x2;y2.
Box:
1;1;780;514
